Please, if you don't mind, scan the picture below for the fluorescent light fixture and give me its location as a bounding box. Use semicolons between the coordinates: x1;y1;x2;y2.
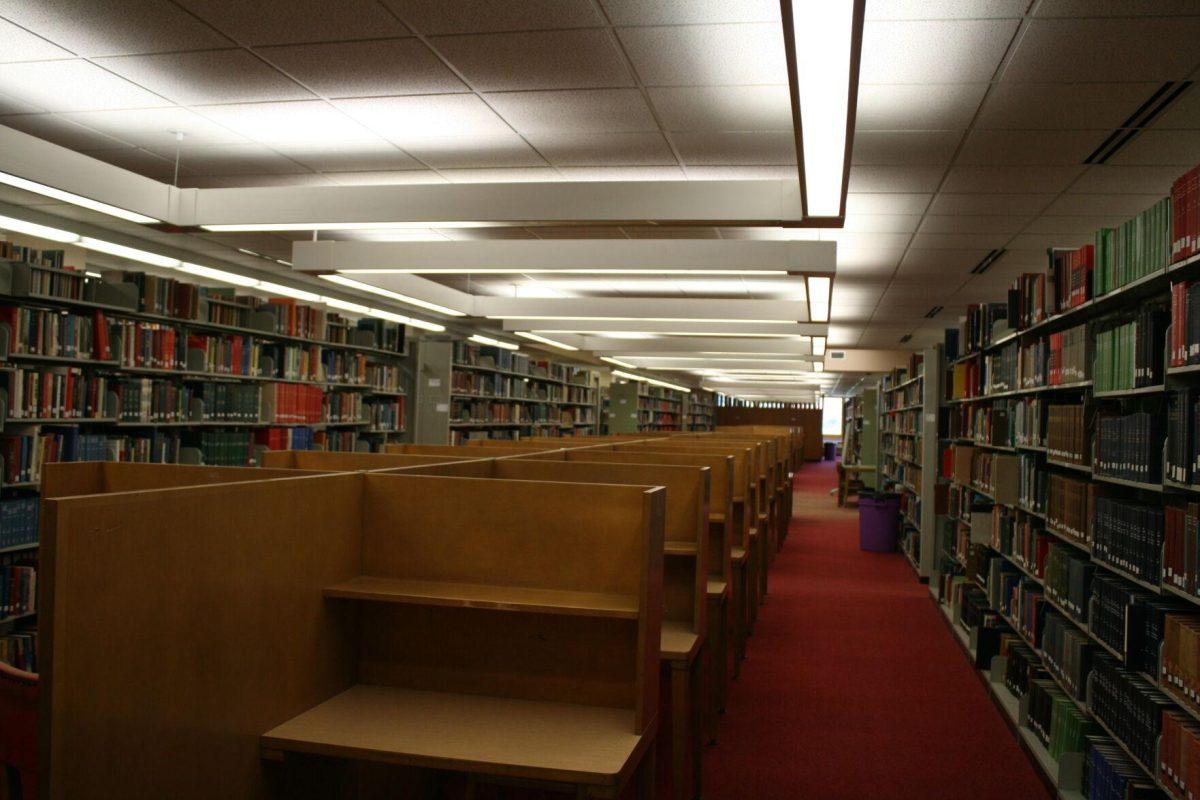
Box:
237;248;263;257
367;308;408;324
338;269;788;276
609;369;691;394
319;274;466;317
600;356;638;369
780;0;863;218
812;335;827;356
322;296;371;315
488;316;797;324
84;270;102;279
0;170;159;224
539;330;803;339
80;237;180;268
201;221;503;232
514;332;579;352
805;275;832;323
0;213;80;243
257;281;322;302
403;316;446;333
469;334;519;351
276;259;292;266
178;263;260;287
813;361;824;372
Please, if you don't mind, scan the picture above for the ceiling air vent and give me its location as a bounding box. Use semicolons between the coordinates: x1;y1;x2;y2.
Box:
1084;81;1194;165
970;249;1006;275
899;334;912;344
829;351;845;359
924;305;943;319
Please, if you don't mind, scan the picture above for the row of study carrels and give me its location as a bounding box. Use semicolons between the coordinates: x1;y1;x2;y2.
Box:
34;427;799;800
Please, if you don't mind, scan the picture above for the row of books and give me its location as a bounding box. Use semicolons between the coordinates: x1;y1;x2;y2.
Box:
0;496;37;550
1166;389;1200;485
1085;737;1158;800
1093;305;1168;392
1093;410;1162;484
1040;613;1092;704
1049;244;1095;313
0;626;35;672
0;243;63;269
958;302;1008;355
984;342;1018;394
1090;655;1169;771
1171;164;1200;264
1161;710;1200;800
1047;473;1093;543
1165;504;1200;597
7;368;113;420
1044;543;1094;623
1162;615;1200;716
1046;403;1091;465
1047;324;1091;386
0;306;110;360
1029;676;1095;759
1170;279;1200;368
1019;452;1046;512
0;557;35;617
451;399;560;425
1092;497;1164;585
1093;196;1172;297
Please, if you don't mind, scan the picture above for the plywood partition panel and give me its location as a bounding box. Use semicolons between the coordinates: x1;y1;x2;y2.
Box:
356;473;663;732
41;461;321;499
258;450;484;470
40;473;364;800
384;443;547;457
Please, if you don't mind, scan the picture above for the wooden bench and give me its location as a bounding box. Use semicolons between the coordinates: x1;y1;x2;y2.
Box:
40;471;663;799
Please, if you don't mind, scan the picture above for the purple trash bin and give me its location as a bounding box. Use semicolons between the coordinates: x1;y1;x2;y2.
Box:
858;492;900;552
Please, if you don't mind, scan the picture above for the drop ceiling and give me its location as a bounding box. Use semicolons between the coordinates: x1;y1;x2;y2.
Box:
0;0;1197;399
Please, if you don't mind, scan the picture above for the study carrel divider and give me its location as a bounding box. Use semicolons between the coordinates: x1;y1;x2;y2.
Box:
40;470;663;799
40;460;325;499
398;456;708;799
258;449;491;470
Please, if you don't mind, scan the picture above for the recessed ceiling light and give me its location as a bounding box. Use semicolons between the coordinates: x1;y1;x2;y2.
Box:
79;237;180;268
469;334;520;351
514;332;578;351
804;275;832;322
486;316;798;324
0;170;159;224
323;296;372;315
256;281;322;303
201;221;505;232
337;269;789;276
179;263;259;287
319;274;466;317
812;335;827;356
0;213;79;243
600;356;637;369
609;369;690;394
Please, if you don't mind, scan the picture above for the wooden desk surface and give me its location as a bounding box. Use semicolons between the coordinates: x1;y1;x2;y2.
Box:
324;576;638;620
660;619;701;661
262;684;646;786
706;579;728;597
730;546;747;562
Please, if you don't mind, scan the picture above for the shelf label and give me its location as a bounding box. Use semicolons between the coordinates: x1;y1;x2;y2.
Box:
436;403;449;413
428;378;442;387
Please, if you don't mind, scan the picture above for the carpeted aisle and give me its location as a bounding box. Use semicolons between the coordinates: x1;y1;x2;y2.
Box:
701;459;1053;799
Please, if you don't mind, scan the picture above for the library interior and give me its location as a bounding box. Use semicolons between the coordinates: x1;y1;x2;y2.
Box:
0;1;1199;799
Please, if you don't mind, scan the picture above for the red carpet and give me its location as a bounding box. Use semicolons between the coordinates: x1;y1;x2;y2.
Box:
701;460;1053;799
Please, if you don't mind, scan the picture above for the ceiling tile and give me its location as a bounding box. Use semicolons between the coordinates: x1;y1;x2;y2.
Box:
1152;85;1200;129
917;215;1031;235
866;0;1029;19
600;0;779;25
0;60;167;111
845;193;933;215
940;164;1086;193
976;82;1160;131
851;130;961;165
80;145;184;181
1021;215;1126;235
833;247;905;276
64;106;249;148
649;85;791;132
956;129;1103;165
1106;130;1200;167
0;112;130;150
440;167;562;183
177;0;409;46
0;17;74;61
181;173;335;189
682;166;796;180
1039;193;1168;217
525;132;675;166
899;247;993;274
0;0;231;56
386;0;602;33
909;232;1010;249
671;132;795;166
195;101;390;150
484;88;656;134
150;142;308;176
927;193;1056;215
256;39;466;98
323;170;446;185
1003;18;1200;83
95;50;313;106
819;231;913;249
855;83;987;131
404;132;545;170
860;19;1020;84
431;29;632;91
559;166;686;181
847;165;945;193
1034;0;1200;15
1068;165;1186;195
335;94;513;147
273;143;422;173
841;214;922;233
617;23;787;86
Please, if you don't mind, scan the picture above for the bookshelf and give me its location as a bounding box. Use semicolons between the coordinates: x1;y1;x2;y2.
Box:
413;338;601;445
929;163;1200;798
878;348;945;580
607;377;686;434
684;389;716;431
841;388;879;489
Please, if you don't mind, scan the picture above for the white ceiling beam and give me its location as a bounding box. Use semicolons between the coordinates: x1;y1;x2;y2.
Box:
194;181;804;228
292;239;834;273
0;124;181;224
583;337;817;354
315;272;476;316
480;297;817;323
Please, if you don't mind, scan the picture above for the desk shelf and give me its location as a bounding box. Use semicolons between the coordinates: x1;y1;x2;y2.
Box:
324;575;639;619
